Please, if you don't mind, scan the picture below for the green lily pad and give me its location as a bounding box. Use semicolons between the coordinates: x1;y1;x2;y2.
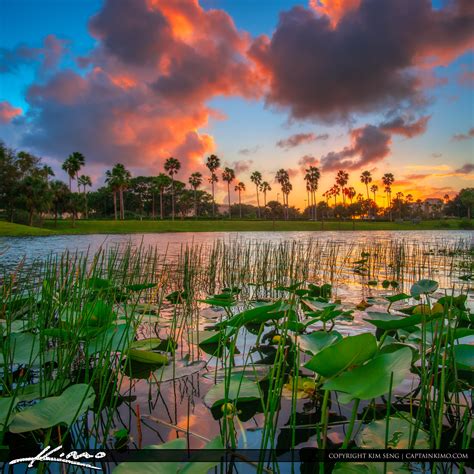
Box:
131;338;164;351
0;332;40;366
297;331;342;355
304;333;377;378
215;302;283;328
128;349;168;365
410;279;438;299
204;373;260;408
113;438;186;473
86;323;134;356
16;379;71;402
364;311;442;330
323;347;412;403
333;462;410;473
179;436;224;474
202;365;269;383
151;360;206;383
0;397;17;430
452;344;474;371
356;416;429;449
9;384;95;433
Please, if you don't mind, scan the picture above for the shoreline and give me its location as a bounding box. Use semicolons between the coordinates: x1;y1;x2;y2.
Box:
0;219;470;237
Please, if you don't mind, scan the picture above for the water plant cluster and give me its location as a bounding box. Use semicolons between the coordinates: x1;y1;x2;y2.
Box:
0;238;472;473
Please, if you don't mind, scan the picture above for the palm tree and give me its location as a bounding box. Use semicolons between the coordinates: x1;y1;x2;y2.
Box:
106;163;131;220
250;171;263;218
77;174;92;218
188;172;203;219
330;185;340;208
222;167;235;218
335;170;349;206
260;181;271;210
346;186;356;204
42;165;55;182
154;173;170;220
370;184;378;203
360;171;372;200
382;173;395;220
206;154;220;217
50;180;69;227
164;157;181;220
234;181;246;218
62;152;85;191
276;169;291;220
105;169;120;220
304;166;320;220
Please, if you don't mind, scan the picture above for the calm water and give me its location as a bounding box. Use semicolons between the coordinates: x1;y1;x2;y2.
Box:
1;230;472;268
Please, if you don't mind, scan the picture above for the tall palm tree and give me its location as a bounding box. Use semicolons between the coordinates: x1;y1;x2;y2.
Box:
164;157;181;220
304;166;320;220
335;170;349;206
105;169;120;220
62;152;85;191
106;164;131;220
42;165;55;182
234;181;245;218
276;169;291;220
188;172;203;219
154;173;170;220
382;173;395;220
260;181;271;210
370;184;378;203
222;167;235;218
346;186;356;204
330;185;340;208
360;170;372;200
206;154;220;217
250;171;263;218
77;174;92;218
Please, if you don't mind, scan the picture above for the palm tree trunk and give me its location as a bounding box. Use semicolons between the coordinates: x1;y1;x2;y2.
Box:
160;191;164;219
113;191;117;220
69;176;72;192
171;177;175;221
239;191;242;218
194;189;198;219
152;193;155;219
211;181;215;218
227;183;231;219
120;188;125;220
314;191;318;221
256;186;260;219
366;184;369;200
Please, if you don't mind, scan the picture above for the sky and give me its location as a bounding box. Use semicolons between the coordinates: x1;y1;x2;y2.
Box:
0;0;473;208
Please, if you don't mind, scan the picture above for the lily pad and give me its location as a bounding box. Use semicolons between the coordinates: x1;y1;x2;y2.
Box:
151;360;206;383
297;331;342;355
356;416;429;449
410;279;438;299
452;344;474;371
128;349;168;365
0;397;17;430
204;373;260;408
333;462;410;473
0;332;40;365
323;347;412;403
86;323;134;356
364;311;442;330
202;365;269;383
304;333;377;378
215;302;283;328
9;384;95;433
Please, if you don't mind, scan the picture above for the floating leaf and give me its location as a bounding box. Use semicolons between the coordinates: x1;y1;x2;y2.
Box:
86;323;134;356
16;379;71;402
385;293;410;303
364;311;442;330
113;438;186;473
215;302;282;328
323;347;412;403
356;416;429;449
452;344;474;371
0;332;40;366
204;374;260;408
202;365;269;383
151;360;206;383
179;436;224;474
297;331;342;355
304;333;377;378
333;462;409;473
0;397;17;430
410;279;438;299
9;384;95;433
128;349;168;365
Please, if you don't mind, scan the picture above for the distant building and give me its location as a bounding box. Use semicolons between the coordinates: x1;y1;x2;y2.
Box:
423;198;443;216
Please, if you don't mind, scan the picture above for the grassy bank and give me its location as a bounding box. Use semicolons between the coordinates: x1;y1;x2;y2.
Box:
0;218;468;237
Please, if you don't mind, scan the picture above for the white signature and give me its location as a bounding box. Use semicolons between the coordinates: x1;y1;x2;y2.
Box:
9;445;106;470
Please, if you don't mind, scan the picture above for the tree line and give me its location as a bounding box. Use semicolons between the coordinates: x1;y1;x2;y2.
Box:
0;141;473;226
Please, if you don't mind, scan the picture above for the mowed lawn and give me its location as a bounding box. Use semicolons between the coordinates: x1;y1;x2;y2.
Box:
0;218;466;236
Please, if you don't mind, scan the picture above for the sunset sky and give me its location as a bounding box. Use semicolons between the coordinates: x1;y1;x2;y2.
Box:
0;0;473;207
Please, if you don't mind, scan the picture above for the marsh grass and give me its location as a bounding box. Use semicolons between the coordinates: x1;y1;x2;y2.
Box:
0;237;472;473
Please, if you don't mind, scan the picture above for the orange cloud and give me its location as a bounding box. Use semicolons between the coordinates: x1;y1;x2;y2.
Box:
0;101;22;123
309;0;360;27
